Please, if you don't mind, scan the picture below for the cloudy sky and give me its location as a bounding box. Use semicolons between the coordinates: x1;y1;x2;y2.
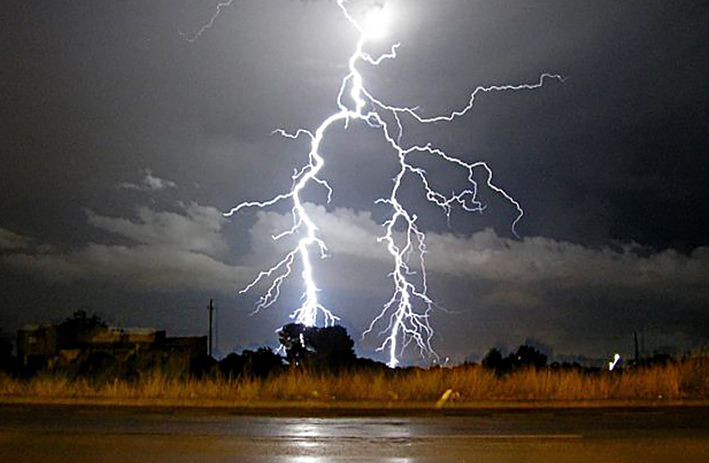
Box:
1;0;708;364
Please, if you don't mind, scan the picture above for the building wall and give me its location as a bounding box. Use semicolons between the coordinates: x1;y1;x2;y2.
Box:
17;325;57;366
16;324;207;376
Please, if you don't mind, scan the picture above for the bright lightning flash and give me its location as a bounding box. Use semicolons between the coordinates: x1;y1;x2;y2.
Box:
180;0;238;43
224;0;562;367
361;4;391;40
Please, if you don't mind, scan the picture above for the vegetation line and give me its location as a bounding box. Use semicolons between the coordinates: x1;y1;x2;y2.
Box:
2;356;708;405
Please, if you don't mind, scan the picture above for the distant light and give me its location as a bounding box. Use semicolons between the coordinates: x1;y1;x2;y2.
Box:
608;353;621;371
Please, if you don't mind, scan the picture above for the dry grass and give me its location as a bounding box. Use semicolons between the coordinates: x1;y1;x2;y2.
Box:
1;357;708;405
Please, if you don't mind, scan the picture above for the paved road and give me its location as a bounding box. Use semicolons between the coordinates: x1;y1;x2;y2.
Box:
1;405;708;462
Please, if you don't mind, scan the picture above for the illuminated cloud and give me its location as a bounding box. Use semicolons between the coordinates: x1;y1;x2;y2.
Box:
5;201;708;308
3;201;708;357
85;203;228;258
119;169;177;192
3;203;248;293
255;204;709;292
5;243;245;293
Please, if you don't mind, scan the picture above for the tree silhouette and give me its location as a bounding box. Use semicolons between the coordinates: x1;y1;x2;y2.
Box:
512;344;547;369
59;310;107;344
482;348;504;371
305;325;356;369
279;323;308;366
0;329;14;374
279;323;356;370
482;344;548;374
219;347;285;379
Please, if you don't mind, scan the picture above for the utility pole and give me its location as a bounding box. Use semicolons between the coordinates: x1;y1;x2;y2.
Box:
207;299;214;357
634;330;639;366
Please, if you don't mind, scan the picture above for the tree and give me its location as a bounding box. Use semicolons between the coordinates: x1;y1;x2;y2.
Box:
244;347;285;378
279;323;308;366
481;348;504;371
0;329;14;374
279;323;356;370
481;344;548;374
59;310;107;342
219;353;246;378
511;344;547;370
219;347;285;379
306;325;356;370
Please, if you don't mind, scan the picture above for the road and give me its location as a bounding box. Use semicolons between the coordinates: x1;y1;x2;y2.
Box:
1;404;708;462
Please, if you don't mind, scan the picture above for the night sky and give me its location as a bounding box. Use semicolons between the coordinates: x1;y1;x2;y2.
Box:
2;0;708;364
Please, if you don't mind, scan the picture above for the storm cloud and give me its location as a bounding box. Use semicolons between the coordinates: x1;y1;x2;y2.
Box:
4;200;708;359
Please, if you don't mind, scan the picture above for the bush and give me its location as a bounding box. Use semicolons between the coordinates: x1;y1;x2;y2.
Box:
219;347;285;379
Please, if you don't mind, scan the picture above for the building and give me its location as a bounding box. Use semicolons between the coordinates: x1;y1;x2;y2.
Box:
17;323;207;375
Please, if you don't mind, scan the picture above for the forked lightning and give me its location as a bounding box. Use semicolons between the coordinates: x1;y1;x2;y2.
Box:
215;0;561;367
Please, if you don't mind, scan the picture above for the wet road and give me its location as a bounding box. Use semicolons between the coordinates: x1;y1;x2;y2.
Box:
1;405;708;462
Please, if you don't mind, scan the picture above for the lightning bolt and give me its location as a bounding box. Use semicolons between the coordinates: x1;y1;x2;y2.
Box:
219;0;562;367
180;0;239;43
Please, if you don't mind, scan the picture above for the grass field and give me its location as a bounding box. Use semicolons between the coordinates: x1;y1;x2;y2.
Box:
2;357;708;407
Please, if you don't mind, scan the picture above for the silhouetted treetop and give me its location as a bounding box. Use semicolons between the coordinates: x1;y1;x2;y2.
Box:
59;310;107;333
481;344;548;374
279;323;356;370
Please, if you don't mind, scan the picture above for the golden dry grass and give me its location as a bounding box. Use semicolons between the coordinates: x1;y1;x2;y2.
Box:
1;357;708;405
